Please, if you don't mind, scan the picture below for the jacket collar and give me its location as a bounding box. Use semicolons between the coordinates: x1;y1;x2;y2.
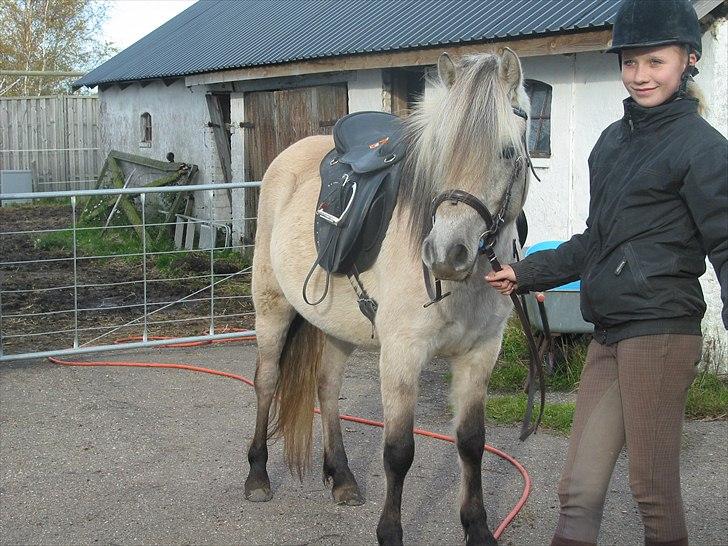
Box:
622;95;699;132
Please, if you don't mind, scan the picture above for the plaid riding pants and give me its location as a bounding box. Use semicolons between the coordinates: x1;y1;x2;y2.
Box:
551;334;703;546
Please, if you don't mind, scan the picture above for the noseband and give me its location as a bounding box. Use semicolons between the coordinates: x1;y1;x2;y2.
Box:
422;105;545;440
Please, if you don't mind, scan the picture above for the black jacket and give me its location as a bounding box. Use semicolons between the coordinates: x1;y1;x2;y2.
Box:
513;97;728;345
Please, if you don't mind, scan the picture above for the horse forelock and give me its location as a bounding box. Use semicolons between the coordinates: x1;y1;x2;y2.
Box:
399;53;530;256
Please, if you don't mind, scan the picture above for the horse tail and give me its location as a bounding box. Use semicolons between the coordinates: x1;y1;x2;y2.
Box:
270;313;324;479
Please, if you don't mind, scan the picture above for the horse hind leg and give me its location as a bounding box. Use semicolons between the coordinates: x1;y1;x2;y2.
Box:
317;335;363;505
451;344;500;546
244;294;296;502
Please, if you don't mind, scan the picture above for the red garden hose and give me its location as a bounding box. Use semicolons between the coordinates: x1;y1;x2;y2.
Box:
48;333;531;540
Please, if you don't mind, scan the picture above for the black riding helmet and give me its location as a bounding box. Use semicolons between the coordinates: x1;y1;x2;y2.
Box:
607;0;702;94
607;0;702;58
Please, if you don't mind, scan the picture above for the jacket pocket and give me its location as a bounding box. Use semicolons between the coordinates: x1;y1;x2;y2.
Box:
620;242;652;294
583;244;653;326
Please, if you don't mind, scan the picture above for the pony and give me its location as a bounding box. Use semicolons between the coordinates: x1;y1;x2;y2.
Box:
244;49;532;546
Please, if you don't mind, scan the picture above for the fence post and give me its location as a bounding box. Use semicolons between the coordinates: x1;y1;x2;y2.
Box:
71;196;79;348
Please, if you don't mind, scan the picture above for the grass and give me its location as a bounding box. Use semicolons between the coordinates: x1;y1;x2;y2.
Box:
491;319;587;393
34;221;251;278
686;372;728;420
486;395;575;434
1;197;68;207
482;318;728;433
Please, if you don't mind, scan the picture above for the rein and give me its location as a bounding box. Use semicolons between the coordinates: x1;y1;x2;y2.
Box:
422;106;545;440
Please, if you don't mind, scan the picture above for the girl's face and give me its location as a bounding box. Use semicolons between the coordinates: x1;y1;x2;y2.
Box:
621;45;697;108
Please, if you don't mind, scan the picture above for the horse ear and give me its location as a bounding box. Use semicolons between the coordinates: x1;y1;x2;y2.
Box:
437;52;457;88
499;47;523;93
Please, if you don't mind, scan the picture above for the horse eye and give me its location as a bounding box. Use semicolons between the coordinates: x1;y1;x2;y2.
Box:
500;146;516;159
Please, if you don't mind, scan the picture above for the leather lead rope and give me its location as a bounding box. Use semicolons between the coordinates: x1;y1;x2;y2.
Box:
481;244;545;440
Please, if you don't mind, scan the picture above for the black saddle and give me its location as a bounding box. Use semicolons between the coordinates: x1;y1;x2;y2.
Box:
304;111;405;324
314;111;405;275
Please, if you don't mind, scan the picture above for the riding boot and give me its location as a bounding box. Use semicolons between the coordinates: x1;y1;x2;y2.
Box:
550;535;596;546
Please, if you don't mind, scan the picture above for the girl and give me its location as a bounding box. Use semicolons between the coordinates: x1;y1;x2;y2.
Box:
485;0;727;544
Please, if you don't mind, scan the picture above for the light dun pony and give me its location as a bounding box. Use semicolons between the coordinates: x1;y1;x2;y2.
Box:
245;49;531;546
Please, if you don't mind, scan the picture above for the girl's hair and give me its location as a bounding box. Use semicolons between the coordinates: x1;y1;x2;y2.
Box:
686;80;707;116
683;44;708;116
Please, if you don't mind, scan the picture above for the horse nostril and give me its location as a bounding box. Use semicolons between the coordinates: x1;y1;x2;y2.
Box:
446;243;469;269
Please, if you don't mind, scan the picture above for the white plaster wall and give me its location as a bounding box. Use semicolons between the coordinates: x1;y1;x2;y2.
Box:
100;79;231;225
347;69;384;112
696;17;728;370
520;52;625;245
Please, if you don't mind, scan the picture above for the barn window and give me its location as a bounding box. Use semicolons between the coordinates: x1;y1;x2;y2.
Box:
140;112;152;144
524;80;551;158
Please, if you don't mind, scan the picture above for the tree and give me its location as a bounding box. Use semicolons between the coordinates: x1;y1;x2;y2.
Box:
0;0;116;96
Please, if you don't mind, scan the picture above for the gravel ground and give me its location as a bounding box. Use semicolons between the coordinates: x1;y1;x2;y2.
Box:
1;342;726;545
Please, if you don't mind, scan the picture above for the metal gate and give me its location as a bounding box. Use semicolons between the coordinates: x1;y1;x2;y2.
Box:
0;182;259;362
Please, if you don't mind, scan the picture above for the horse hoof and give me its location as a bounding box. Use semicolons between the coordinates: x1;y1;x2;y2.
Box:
335;492;365;506
333;484;364;506
245;487;273;502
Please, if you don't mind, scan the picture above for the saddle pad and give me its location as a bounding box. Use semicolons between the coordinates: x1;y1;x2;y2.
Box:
315;148;402;274
334;111;407;174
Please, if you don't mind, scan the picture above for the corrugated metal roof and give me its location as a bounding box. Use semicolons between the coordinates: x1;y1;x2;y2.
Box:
75;0;622;89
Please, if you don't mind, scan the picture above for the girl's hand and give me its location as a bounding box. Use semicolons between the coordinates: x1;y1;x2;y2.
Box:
484;265;518;295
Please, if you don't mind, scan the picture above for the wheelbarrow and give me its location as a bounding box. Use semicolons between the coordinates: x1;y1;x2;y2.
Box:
521;240;592;374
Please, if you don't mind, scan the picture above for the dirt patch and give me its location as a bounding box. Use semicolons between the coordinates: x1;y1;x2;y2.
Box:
0;204;253;356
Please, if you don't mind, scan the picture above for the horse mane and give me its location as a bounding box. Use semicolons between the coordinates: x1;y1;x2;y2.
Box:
398;53;530;256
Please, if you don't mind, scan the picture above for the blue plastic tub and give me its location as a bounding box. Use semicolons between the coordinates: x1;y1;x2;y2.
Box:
522;240;592;334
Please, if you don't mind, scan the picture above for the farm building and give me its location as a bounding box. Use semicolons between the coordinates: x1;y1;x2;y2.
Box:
73;0;728;365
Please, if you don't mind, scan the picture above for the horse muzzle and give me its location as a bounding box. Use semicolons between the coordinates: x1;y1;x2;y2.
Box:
422;239;475;281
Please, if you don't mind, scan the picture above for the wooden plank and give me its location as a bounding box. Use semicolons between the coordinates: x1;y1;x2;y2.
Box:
232;71;350;94
109;149;184;172
198;224;215;249
242;90;276;242
205;94;233;182
184;219;196;249
315;83;348;135
186;30;613;86
174;216;185;249
107;157;143;238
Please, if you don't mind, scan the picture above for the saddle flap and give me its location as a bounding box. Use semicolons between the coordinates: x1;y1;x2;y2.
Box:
314;148;402;275
333;111;406;174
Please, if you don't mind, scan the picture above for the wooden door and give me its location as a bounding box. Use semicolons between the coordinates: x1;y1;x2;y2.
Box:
243;83;348;241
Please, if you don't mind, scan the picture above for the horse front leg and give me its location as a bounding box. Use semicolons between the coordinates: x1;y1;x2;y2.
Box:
451;344;501;546
376;344;426;546
317;335;363;505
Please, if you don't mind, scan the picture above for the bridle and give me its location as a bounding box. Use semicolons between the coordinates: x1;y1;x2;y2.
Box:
422;105;546;440
423;105;534;305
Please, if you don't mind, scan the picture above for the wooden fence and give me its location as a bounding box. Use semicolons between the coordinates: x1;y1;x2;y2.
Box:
0;95;102;192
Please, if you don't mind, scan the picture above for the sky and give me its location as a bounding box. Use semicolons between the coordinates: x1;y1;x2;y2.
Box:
102;0;198;53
